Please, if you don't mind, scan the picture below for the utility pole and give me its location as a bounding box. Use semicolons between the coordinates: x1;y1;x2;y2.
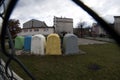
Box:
81;25;83;38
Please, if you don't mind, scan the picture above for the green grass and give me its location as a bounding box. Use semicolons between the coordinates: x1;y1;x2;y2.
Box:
1;43;120;80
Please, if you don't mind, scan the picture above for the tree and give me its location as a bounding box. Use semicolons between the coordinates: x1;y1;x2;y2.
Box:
77;21;86;38
8;19;21;38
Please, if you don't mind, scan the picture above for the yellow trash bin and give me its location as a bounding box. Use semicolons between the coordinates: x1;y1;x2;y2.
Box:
46;33;61;55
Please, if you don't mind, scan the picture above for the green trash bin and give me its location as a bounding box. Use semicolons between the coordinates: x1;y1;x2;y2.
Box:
15;36;24;50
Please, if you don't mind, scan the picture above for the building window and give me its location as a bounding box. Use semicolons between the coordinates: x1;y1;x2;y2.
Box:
30;29;32;32
34;28;39;31
44;28;48;31
24;29;28;32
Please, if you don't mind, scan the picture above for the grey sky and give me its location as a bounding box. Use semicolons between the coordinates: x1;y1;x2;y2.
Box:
10;0;120;28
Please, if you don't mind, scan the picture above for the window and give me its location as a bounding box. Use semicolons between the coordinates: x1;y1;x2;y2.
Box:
34;28;39;31
30;29;32;32
44;28;48;31
24;29;28;32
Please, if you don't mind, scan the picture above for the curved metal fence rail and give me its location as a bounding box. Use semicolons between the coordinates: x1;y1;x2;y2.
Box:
0;0;120;80
0;59;23;80
72;0;120;46
0;0;35;80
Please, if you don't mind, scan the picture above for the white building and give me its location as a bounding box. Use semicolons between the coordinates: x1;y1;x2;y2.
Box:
18;27;54;36
114;16;120;34
92;23;106;36
54;16;73;34
18;19;54;36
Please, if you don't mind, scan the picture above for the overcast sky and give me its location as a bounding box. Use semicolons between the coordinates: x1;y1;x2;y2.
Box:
10;0;120;28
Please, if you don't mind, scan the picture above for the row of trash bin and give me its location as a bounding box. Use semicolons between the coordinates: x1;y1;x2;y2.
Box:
14;33;80;55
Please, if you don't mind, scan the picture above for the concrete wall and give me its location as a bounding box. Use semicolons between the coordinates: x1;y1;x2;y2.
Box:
92;23;106;36
114;16;120;34
54;17;73;34
17;28;54;36
98;25;106;35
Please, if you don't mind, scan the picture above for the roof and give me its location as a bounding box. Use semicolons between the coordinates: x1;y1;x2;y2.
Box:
22;27;54;30
54;16;73;20
54;16;73;22
114;16;120;18
23;19;47;28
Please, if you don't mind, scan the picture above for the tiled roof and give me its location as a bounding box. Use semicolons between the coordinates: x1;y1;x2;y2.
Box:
23;19;47;28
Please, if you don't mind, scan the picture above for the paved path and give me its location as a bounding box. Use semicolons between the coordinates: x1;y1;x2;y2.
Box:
85;37;114;42
78;38;107;45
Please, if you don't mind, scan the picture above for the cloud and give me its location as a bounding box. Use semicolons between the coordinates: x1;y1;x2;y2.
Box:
10;0;120;28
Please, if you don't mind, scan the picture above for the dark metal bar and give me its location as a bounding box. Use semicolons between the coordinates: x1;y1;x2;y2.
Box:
72;0;120;46
0;0;36;79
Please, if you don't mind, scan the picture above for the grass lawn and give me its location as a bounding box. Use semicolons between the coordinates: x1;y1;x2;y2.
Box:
1;43;120;80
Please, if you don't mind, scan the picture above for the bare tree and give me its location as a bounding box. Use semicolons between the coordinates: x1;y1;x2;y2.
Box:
77;21;86;38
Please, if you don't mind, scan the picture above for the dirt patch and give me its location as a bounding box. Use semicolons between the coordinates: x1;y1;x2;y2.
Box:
87;63;102;71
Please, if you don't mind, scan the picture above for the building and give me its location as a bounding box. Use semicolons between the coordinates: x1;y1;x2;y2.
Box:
54;16;73;35
17;19;54;36
91;23;107;37
73;27;92;37
18;17;74;37
114;16;120;34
